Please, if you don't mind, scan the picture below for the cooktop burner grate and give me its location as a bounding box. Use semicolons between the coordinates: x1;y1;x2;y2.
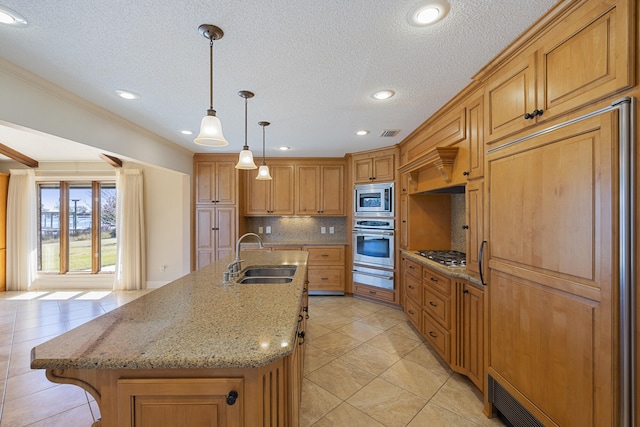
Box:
417;250;466;267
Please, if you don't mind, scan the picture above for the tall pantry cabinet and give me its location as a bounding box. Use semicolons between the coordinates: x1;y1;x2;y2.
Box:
0;173;7;291
193;155;239;270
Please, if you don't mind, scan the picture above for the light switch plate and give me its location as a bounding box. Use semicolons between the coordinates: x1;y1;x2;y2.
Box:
321;227;326;234
258;226;264;234
329;227;334;234
265;226;271;234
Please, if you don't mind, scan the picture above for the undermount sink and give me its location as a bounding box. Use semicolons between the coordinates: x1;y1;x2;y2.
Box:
242;266;297;277
238;277;293;284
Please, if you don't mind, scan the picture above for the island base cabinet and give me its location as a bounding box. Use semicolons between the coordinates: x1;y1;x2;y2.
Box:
46;358;300;427
117;378;243;427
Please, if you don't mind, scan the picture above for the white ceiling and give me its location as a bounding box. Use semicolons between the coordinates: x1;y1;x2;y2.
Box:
0;0;558;163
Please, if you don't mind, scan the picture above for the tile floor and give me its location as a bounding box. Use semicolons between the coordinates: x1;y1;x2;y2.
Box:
0;290;504;427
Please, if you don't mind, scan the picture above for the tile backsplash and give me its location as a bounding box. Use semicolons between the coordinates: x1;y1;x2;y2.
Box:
451;194;466;252
245;216;347;243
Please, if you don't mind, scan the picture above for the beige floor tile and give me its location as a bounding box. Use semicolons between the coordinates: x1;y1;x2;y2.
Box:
347;377;427;427
305;322;332;342
313;402;385;427
18;403;95;427
358;310;405;330
403;343;453;374
408;402;483;426
1;384;88;427
310;330;364;357
386;320;425;342
310;312;356;331
340;342;401;375
300;378;342;427
11;322;67;344
304;343;337;374
337;319;384;341
431;373;504;427
306;358;376;400
4;369;57;401
366;330;421;357
380;358;451;400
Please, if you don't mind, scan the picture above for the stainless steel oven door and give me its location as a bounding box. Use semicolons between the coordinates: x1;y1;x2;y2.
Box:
352;265;394;290
352;228;394;268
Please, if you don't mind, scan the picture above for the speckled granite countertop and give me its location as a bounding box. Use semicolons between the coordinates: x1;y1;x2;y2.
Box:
31;250;308;371
400;249;484;289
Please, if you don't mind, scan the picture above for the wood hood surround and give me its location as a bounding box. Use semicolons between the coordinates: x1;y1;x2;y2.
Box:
398;146;460;193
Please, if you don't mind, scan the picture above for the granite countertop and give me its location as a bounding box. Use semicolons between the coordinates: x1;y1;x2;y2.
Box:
31;250;309;371
243;241;348;246
400;249;484;288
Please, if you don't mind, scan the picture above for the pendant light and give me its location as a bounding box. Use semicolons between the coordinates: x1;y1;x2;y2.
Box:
256;121;272;180
194;24;229;147
235;91;257;169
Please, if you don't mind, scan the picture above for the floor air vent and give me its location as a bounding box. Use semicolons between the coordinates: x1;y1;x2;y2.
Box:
379;129;400;137
488;376;544;427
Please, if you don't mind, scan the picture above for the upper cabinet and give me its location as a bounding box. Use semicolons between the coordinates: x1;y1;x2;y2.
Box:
352;152;395;184
484;0;633;144
296;163;345;216
195;160;236;205
245;163;295;216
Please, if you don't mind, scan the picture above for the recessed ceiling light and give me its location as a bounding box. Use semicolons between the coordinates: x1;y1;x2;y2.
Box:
278;146;291;151
115;90;139;100
356;130;369;136
180;130;193;135
408;1;450;26
372;90;395;100
0;5;27;26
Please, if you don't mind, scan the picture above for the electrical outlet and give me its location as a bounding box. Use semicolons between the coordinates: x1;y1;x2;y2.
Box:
258;226;264;234
265;226;271;234
160;265;167;272
321;227;326;234
329;227;334;234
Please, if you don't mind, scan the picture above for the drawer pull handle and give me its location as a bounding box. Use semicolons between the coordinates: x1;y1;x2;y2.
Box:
429;301;437;307
321;277;329;280
408;310;415;315
408;285;414;289
298;331;306;345
409;265;414;269
430;277;438;282
321;254;329;257
429;331;437;338
369;290;377;295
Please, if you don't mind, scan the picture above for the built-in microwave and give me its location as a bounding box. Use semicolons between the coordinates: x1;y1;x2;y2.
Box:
354;182;394;217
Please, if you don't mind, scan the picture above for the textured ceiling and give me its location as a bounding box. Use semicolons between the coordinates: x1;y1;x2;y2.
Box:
0;0;558;162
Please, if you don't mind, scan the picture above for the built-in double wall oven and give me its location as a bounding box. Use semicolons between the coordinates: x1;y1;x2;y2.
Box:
352;218;395;290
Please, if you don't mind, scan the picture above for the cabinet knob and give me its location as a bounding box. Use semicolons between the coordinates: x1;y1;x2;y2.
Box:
462;225;469;230
226;390;239;406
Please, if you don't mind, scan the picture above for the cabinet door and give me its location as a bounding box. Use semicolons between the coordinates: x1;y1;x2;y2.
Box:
195;162;216;204
307;267;345;292
117;377;243;427
465;179;484;274
245;174;271;215
306;246;344;265
353;158;373;184
196;161;236;205
271;165;295;215
462;283;484;392
372;155;394;181
537;0;632;121
399;195;408;249
195;207;214;269
296;165;320;215
215;161;237;205
466;94;484;179
215;207;236;260
484;53;537;143
319;165;344;215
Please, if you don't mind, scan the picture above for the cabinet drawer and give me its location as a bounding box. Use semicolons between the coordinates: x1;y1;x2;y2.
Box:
404;258;422;280
404;297;421;331
353;283;395;303
308;267;345;292
306;247;345;265
423;268;451;296
423;286;451;328
404;273;422;304
422;311;451;363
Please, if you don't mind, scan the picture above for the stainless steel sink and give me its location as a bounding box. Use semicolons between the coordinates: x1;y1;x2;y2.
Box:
242;266;297;277
238;277;293;284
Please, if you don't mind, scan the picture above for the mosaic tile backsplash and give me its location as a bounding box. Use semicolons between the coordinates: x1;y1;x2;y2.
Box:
245;216;347;244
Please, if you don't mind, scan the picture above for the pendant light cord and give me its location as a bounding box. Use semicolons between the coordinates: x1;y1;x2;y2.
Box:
208;39;214;111
244;96;249;150
261;125;266;165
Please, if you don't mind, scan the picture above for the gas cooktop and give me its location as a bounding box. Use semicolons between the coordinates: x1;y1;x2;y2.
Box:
417;250;466;267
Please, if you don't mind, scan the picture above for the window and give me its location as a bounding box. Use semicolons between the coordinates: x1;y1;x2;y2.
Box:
38;181;117;274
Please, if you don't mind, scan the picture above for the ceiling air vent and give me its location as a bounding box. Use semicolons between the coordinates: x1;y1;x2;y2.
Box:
379;129;400;137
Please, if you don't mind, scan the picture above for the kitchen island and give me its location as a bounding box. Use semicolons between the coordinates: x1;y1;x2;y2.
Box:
31;250;309;427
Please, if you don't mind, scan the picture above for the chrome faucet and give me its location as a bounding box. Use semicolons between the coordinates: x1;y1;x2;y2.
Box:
227;232;264;278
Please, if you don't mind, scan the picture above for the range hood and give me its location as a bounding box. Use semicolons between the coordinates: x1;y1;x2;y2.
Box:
399;146;466;194
415;185;465;195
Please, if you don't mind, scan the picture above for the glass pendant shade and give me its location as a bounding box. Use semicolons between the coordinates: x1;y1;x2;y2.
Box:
194;111;228;147
256;164;272;180
236;147;257;169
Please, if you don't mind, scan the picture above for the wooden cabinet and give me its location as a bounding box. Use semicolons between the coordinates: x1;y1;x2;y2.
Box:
454;280;484;392
304;246;345;294
195;207;236;269
466;93;484;180
402;257;422;329
422;266;453;363
352;152;395;184
195;160;236;205
117;377;243;427
245;164;295;215
0;173;7;291
295;164;344;215
288;288;307;427
398;194;450;250
465;179;484;274
484;0;633;143
194;155;239;270
353;282;395;303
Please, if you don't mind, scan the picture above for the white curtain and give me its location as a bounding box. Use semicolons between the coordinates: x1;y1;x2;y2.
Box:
114;169;146;291
6;169;37;291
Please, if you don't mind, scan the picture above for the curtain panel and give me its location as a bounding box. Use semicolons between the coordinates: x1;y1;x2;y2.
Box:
114;169;146;291
6;169;37;291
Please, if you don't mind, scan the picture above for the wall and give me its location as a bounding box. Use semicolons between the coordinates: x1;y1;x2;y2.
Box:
244;217;348;244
